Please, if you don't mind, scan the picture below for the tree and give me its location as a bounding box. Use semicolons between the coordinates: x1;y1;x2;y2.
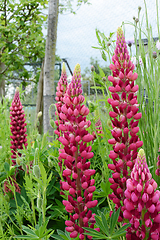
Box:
0;0;47;98
43;0;90;136
43;0;59;136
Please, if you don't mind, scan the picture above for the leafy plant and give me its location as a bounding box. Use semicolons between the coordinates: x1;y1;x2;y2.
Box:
84;209;130;239
13;219;54;239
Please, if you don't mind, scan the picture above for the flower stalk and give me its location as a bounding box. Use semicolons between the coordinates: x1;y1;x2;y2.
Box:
124;149;160;239
57;64;98;239
10;87;28;165
107;27;143;221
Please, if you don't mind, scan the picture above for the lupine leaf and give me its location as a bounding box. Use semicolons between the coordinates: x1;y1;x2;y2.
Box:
110;209;120;235
111;223;130;238
95;215;109;235
57;230;70;240
83;227;107;239
21;225;37;236
101;213;109;235
51;234;64;240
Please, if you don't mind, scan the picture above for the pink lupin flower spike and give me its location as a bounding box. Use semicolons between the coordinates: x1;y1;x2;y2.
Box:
55;62;68;138
10;87;28;165
107;27;143;221
124;149;160;240
155;146;160;176
58;64;98;239
92;119;103;140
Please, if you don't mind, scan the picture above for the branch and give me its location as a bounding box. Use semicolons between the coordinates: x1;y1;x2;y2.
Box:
0;65;9;75
4;73;37;83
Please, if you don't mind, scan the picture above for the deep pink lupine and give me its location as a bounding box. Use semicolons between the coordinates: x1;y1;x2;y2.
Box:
155;147;160;176
4;175;21;194
58;64;98;239
10;87;28;165
124;149;160;240
107;27;143;221
92;119;103;140
55;62;68;138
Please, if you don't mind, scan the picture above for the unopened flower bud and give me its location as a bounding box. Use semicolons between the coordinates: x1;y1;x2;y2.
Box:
153;51;157;59
91;65;95;72
135;18;139;23
33;165;41;178
16;158;21;166
37;197;43;208
138;6;141;11
50;119;55;128
37;111;42;118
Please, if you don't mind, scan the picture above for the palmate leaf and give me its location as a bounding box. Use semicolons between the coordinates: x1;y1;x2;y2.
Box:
101;213;110;235
83;227;107;239
111;223;130;238
95;215;109;236
21;225;37;236
84;209;130;239
51;234;64;240
57;229;70;240
110;209;120;235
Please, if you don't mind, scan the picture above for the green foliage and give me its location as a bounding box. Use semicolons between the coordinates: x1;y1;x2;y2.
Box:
84;209;130;239
13;220;54;239
0;0;47;82
0;130;64;238
0;98;11;170
93;0;160;182
131;1;160;182
51;229;80;240
59;0;91;14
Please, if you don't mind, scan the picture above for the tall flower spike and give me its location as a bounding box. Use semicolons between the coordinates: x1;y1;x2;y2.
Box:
10;87;28;165
155;146;160;176
55;62;68;138
124;149;160;240
58;64;98;240
108;27;143;221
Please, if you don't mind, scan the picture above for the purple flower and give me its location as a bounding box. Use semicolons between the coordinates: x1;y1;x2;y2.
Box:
126;40;134;47
124;149;160;239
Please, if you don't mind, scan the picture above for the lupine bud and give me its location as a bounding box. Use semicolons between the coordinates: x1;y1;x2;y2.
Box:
107;27;143;221
124;149;160;239
37;197;43;208
33;165;41;178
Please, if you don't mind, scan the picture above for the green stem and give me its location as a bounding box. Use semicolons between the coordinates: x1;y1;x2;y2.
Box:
156;0;160;38
42;187;46;223
31;198;36;226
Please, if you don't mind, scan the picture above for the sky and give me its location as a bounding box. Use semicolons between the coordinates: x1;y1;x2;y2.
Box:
56;0;159;75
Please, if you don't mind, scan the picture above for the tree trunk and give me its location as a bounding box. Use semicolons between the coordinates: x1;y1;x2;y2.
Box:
43;0;59;137
36;60;44;134
0;62;6;102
